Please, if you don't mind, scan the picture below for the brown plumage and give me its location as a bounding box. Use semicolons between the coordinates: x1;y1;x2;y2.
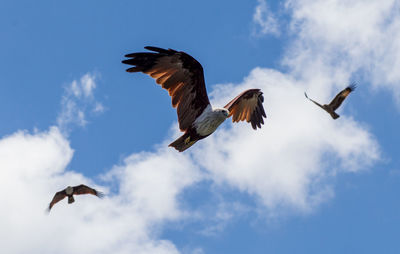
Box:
48;184;104;211
224;89;266;129
122;46;209;132
122;46;267;152
305;84;356;119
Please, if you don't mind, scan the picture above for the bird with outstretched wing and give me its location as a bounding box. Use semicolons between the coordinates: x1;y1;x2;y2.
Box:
122;46;266;151
48;184;104;211
305;84;356;119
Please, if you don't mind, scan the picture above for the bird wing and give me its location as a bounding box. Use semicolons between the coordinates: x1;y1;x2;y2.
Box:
304;92;326;110
328;84;356;111
224;89;266;129
73;184;104;198
48;190;67;211
122;46;211;132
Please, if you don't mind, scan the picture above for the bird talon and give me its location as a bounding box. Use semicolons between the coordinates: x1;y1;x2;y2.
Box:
184;137;191;144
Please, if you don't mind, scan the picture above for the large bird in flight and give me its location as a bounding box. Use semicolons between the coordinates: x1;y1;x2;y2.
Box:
122;46;266;152
48;184;104;211
304;84;356;119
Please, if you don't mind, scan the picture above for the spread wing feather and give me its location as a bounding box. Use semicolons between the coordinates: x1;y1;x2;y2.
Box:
304;92;325;110
328;84;356;110
122;46;210;131
48;190;67;211
73;184;104;198
224;89;266;129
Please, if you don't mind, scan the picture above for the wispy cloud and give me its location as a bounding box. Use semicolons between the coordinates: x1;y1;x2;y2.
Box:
252;0;280;37
57;73;105;134
199;201;249;236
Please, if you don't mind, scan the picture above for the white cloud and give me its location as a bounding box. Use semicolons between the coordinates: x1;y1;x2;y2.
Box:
5;0;400;252
93;102;105;113
191;67;379;214
80;73;97;98
105;148;203;222
69;73;97;99
0;127;201;254
0;65;380;252
252;0;280;36
283;0;400;105
57;73;105;133
199;201;249;236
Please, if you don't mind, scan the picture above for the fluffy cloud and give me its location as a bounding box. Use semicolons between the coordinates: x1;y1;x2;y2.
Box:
284;0;400;105
0;65;380;253
191;67;379;214
3;0;398;252
0;127;202;254
105;147;203;222
252;0;280;36
57;73;105;133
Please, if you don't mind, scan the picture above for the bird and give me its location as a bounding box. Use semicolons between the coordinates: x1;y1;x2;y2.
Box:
122;46;267;152
304;84;356;119
48;184;104;211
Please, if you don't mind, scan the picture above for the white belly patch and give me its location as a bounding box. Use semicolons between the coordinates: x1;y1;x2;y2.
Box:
193;106;227;136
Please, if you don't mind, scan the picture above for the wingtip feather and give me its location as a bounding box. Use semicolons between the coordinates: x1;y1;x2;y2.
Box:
125;67;142;73
144;46;168;53
96;191;105;198
348;83;357;91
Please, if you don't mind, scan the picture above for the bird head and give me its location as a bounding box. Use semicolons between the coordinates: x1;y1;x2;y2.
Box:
220;108;229;118
66;186;73;195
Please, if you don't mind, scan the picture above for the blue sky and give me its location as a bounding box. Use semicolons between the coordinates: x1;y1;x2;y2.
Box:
1;0;400;253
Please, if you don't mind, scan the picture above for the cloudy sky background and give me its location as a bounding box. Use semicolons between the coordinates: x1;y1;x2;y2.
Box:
1;0;399;253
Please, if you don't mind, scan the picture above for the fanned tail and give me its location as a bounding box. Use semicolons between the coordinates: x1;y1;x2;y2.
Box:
68;196;75;204
330;111;340;119
169;133;198;152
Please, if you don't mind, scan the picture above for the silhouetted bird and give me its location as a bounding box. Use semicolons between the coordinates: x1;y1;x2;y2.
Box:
305;84;356;119
122;46;266;151
48;184;104;211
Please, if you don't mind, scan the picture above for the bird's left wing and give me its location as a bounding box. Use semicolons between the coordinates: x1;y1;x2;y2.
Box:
73;184;104;198
224;89;266;129
328;83;356;110
304;92;325;109
48;190;67;211
122;46;211;132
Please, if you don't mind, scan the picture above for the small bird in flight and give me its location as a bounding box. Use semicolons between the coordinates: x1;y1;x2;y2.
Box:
48;184;104;211
122;46;267;152
304;84;356;119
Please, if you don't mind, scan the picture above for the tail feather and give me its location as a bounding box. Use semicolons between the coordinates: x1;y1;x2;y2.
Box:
68;196;75;204
330;111;340;119
169;133;198;152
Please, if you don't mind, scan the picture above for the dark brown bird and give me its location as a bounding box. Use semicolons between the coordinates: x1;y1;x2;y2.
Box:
122;46;266;152
305;84;356;119
48;184;104;211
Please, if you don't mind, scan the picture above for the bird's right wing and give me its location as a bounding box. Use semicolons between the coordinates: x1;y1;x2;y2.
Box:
304;92;325;110
48;191;67;211
122;46;211;132
73;184;104;198
224;89;266;129
328;84;356;111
